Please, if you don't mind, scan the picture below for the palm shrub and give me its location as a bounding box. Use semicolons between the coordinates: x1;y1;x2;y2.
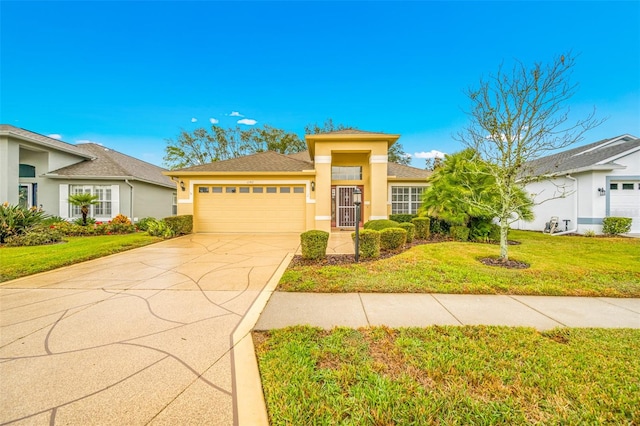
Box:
351;229;380;259
300;230;329;260
0;202;48;243
363;219;400;231
380;228;407;251
411;217;431;239
397;222;415;242
602;217;632;235
67;193;99;225
145;219;175;238
136;217;156;231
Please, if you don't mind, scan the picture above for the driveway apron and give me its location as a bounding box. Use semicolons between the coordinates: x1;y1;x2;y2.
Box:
0;233;300;425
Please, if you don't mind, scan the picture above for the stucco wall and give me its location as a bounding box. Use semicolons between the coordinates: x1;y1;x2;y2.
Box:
131;180;176;220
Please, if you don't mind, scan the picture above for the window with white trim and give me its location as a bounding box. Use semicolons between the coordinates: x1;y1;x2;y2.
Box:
391;186;424;214
69;185;112;217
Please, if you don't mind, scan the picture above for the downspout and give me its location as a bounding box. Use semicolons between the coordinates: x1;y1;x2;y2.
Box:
551;174;578;236
125;179;134;220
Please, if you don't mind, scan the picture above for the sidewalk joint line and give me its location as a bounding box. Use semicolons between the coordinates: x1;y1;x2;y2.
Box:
430;294;464;325
508;296;568;327
358;293;371;326
597;297;640;314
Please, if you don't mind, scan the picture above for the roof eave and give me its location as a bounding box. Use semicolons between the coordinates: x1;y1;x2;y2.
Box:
2;129;95;160
164;170;316;176
42;174;175;188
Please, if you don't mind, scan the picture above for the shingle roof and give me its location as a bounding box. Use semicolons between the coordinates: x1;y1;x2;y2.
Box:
526;135;640;176
0;125;93;159
50;143;175;188
387;162;431;179
174;150;314;173
170;149;429;179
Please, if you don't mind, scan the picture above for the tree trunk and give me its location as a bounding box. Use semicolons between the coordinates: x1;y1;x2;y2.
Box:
81;206;89;226
499;218;509;261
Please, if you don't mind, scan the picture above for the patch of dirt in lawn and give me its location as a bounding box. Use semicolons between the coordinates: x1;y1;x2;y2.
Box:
479;257;530;269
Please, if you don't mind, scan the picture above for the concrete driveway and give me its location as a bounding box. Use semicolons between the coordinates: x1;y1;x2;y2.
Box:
0;233;300;425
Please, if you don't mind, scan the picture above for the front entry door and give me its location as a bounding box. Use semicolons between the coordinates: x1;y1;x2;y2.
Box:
336;186;363;228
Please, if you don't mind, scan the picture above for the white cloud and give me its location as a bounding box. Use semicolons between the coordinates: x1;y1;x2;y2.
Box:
209;118;219;124
229;111;243;117
237;118;257;125
191;117;198;122
414;150;446;159
48;134;62;140
76;139;102;145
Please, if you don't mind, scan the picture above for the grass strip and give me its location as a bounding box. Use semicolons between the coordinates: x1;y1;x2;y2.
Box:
255;326;640;425
0;233;162;282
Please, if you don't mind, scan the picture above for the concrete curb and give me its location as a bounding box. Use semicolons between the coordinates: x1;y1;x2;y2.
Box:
231;252;294;425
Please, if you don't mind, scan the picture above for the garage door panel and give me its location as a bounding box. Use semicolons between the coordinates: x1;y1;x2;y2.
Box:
195;185;305;233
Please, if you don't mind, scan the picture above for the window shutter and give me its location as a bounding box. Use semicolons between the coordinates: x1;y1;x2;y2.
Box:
111;185;120;218
59;185;69;218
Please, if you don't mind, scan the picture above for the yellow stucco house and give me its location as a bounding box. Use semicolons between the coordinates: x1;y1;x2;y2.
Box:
165;130;430;233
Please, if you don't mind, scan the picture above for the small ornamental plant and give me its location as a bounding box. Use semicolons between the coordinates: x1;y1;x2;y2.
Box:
300;230;329;260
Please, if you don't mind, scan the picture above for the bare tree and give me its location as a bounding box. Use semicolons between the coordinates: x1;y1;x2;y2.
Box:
458;52;603;260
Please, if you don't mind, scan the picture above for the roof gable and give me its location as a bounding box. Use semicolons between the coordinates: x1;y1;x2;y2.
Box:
49;143;174;187
526;135;640;176
0;125;93;159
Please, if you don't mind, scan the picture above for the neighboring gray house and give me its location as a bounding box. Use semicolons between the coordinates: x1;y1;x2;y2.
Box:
513;134;640;234
0;125;177;222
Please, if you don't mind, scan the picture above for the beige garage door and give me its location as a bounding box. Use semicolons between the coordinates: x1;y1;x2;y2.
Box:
194;185;306;233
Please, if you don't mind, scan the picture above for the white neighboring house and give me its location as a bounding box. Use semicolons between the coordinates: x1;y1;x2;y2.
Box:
0;125;177;222
513;134;640;234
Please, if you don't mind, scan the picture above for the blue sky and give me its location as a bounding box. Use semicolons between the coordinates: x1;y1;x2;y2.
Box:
2;1;639;168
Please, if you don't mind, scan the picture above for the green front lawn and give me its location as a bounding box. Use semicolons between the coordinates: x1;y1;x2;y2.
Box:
279;231;640;297
0;233;162;282
255;326;640;425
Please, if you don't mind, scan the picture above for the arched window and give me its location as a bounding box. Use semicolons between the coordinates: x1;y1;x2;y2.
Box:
19;164;36;178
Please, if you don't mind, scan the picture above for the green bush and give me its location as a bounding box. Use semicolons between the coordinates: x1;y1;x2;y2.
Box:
300;230;329;260
106;223;136;234
1;203;49;243
389;214;417;223
363;219;400;231
469;218;500;242
397;222;415;242
411;217;431;239
163;215;193;235
146;219;175;238
42;216;66;225
351;229;380;259
380;228;407;251
429;217;449;235
136;217;156;231
450;225;470;241
602;217;632;235
52;221;97;236
5;225;64;247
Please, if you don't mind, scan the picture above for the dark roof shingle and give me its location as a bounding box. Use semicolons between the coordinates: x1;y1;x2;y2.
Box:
50;143;174;187
526;135;639;176
175;150;314;172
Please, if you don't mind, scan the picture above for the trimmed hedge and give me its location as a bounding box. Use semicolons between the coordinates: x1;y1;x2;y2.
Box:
411;217;431;239
389;214;417;223
351;229;380;259
602;217;632;235
450;225;470;241
300;230;329;260
364;219;400;231
380;227;407;251
164;215;193;235
397;222;415;243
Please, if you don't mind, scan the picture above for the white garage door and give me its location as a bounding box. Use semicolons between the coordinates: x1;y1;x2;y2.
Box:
610;181;640;232
194;185;306;233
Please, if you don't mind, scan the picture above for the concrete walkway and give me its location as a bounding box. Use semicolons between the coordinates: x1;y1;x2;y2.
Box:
0;233;300;425
256;293;640;330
